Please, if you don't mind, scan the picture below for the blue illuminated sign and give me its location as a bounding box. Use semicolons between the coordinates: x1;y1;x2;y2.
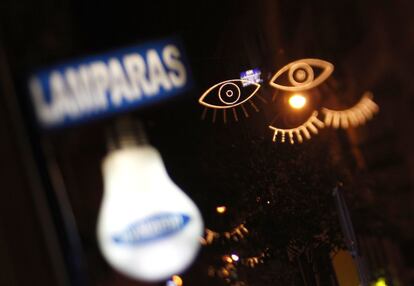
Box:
28;36;193;129
240;68;263;87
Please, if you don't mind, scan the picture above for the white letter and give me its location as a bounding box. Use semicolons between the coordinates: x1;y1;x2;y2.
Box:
162;45;187;87
50;71;80;119
89;61;110;110
29;77;57;125
65;67;94;112
108;58;135;106
123;54;151;96
147;49;172;95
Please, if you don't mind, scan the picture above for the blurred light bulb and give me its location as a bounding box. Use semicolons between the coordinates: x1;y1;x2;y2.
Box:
97;121;203;282
288;94;307;109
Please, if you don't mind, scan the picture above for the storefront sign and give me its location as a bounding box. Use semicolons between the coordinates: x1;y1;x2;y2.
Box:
28;36;193;128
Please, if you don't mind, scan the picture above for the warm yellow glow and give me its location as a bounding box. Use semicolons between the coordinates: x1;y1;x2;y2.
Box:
289;94;307;109
201;224;248;245
373;278;388;286
216;206;227;214
223;255;233;263
243;252;266;268
172;275;183;286
231;254;239;261
221;268;230;276
322;92;379;129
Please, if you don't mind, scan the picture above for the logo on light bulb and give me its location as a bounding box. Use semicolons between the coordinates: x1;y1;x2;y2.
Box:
112;213;191;245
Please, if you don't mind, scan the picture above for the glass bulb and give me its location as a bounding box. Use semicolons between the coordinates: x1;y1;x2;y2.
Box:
97;144;203;282
288;94;307;109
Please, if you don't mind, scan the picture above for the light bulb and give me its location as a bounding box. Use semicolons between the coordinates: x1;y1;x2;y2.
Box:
97;124;203;282
288;94;307;109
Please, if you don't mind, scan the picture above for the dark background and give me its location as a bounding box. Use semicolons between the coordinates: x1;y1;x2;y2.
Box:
0;0;414;285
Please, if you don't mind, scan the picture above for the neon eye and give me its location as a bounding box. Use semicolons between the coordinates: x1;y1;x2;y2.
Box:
322;91;379;128
198;79;263;123
269;59;334;92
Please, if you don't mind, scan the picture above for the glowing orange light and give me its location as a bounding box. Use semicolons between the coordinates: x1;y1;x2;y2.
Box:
223;255;233;263
288;94;307;109
216;206;227;214
172;275;183;286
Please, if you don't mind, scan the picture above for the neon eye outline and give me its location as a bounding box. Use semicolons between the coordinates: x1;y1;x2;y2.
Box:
198;79;265;123
268;111;325;144
322;92;379;129
198;79;261;109
269;58;334;92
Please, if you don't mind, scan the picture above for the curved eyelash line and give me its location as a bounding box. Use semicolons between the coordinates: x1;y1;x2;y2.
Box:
201;97;263;123
268;111;325;144
321;92;379;129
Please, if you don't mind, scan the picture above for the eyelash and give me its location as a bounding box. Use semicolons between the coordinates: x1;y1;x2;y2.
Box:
200;92;267;123
268;111;325;144
322;92;379;129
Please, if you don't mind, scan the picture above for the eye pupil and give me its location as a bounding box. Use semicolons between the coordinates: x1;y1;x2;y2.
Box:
218;82;241;105
294;69;307;82
288;63;314;87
